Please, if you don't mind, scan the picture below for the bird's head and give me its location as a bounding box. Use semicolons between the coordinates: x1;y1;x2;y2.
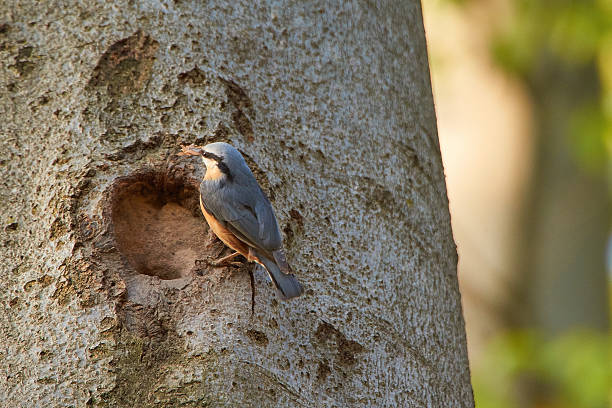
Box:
178;142;246;181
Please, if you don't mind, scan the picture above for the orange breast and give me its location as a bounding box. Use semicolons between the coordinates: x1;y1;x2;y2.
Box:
200;197;250;257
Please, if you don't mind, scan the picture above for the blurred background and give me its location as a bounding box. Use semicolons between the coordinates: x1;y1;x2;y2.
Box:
421;0;611;406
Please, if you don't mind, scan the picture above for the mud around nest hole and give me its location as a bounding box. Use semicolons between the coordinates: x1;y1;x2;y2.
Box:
110;170;213;280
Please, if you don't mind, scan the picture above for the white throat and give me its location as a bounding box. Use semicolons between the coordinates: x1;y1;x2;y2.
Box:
202;156;226;181
202;156;216;169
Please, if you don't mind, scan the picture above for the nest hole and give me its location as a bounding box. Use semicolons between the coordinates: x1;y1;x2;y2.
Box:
110;170;210;280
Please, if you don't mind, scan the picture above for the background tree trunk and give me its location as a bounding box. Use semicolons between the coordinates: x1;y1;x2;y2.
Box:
515;56;609;333
0;1;473;407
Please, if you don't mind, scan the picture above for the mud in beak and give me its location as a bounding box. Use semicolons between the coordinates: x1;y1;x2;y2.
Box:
177;144;204;156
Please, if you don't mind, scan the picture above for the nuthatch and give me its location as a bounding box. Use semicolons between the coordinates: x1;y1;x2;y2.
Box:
178;142;304;299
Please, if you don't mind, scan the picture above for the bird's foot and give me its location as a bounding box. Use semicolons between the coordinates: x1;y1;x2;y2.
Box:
196;252;244;268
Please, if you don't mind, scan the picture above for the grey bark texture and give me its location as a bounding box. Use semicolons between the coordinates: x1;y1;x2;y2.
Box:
0;1;474;407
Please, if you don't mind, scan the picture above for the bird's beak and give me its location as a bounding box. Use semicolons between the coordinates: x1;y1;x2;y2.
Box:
177;144;204;156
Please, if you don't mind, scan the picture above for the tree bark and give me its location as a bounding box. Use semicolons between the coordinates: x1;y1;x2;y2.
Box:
0;1;473;407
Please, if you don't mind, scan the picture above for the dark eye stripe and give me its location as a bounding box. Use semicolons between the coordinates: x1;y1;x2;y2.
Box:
203;151;223;162
204;151;233;182
217;162;233;181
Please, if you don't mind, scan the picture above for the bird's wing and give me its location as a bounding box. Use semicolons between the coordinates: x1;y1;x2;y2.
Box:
200;181;282;252
253;186;283;247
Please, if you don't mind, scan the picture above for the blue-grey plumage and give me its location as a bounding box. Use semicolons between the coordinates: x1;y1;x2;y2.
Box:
180;142;304;299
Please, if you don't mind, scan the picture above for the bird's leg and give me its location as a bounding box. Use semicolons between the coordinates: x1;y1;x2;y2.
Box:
200;251;243;267
215;251;242;264
247;247;260;263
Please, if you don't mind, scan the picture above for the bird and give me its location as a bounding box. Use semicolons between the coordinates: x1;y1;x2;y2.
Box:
178;142;304;299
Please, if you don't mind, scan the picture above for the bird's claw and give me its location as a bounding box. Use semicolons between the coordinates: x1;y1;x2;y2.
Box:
196;256;243;268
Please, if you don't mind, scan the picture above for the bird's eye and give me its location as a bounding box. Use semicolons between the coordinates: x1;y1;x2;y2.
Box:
203;151;223;162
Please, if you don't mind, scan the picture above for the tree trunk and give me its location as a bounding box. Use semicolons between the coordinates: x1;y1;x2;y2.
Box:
0;1;473;407
515;56;609;333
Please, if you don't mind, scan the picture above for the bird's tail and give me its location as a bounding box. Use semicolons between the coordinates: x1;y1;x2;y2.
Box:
255;252;304;299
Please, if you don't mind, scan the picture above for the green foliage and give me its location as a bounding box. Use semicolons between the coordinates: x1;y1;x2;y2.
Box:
472;329;610;408
426;2;612;404
492;0;612;175
569;103;609;173
492;0;612;72
485;6;612;403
